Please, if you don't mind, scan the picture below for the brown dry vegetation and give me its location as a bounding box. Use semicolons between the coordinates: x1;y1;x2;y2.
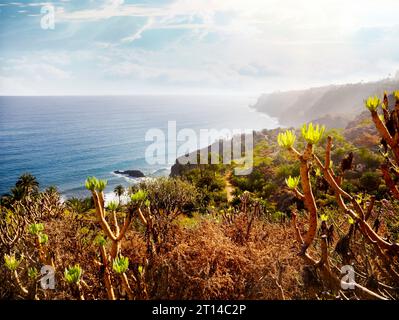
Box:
0;202;307;300
1;90;399;300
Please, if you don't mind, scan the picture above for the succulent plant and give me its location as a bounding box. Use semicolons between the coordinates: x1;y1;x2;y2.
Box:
28;223;44;235
365;96;381;112
301;123;325;145
138;265;144;276
97;179;107;192
85;176;98;191
94;234;107;246
39;233;49;245
64;264;82;284
107;201;118;211
4;253;23;271
285;176;300;190
112;255;129;274
85;176;107;192
28;267;39;279
277;130;296;149
320;214;329;222
130;190;148;206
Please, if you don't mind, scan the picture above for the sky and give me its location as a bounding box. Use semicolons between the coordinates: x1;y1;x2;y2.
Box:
0;0;398;95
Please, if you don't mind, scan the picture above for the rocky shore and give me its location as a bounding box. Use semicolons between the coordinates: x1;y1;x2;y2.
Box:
114;170;145;178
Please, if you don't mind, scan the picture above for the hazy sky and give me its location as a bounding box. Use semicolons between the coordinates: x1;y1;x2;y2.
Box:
0;0;398;95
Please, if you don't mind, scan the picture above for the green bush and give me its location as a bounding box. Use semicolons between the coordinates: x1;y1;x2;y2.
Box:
358;148;382;169
359;171;382;193
133;177;199;214
181;167;226;208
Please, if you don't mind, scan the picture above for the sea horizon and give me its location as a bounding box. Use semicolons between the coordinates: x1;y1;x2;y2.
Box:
0;94;279;200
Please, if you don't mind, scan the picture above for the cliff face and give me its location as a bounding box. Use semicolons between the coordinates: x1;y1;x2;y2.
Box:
170;131;266;177
252;78;399;128
170;143;225;177
170;160;196;177
343;93;397;148
171;83;398;178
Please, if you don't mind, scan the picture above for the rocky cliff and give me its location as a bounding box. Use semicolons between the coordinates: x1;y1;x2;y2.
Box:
252;78;399;128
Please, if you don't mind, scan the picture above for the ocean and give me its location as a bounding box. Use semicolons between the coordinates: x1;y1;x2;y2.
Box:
0;95;278;200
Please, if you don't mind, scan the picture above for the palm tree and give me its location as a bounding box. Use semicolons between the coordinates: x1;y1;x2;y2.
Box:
11;185;26;202
45;186;58;195
66;197;93;214
15;173;39;196
66;198;84;214
0;193;13;208
114;185;125;205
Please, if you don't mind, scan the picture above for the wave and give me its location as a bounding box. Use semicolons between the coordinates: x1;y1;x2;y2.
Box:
103;192;130;206
149;166;171;177
60;195;67;204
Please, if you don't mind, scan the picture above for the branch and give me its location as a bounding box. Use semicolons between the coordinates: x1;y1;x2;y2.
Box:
99;245;116;300
92;191;117;241
325;136;332;169
354;283;388;300
314;152;399;256
316;235;329;269
365;196;376;221
298;144;319;254
293;189;305;201
120;273;134;300
116;210;133;241
370;110;399;163
111;210;120;236
291;210;304;245
289;146;302;159
138;207;148;225
381;163;399;200
13;270;28;296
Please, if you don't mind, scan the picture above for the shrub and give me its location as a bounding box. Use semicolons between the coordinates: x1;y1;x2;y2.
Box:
134;177;199;215
66;197;94;214
359;171;381;193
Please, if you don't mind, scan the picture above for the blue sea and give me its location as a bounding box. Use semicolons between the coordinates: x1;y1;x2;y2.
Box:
0;95;278;200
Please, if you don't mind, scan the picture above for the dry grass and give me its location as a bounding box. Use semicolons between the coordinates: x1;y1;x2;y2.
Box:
1;210;309;300
3;203;398;300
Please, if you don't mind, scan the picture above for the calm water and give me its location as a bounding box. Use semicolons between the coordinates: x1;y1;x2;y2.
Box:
0;95;278;199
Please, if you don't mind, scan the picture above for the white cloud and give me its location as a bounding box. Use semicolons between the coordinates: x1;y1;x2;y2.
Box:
9;63;71;80
0;75;38;95
58;1;164;21
121;17;154;43
2;0;399;94
56;0;399;54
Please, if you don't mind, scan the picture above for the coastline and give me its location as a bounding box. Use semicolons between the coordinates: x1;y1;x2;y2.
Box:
0;95;279;199
251;78;399;128
60;168;171;200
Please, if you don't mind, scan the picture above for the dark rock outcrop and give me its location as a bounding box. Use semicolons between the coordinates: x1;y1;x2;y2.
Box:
114;170;145;178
